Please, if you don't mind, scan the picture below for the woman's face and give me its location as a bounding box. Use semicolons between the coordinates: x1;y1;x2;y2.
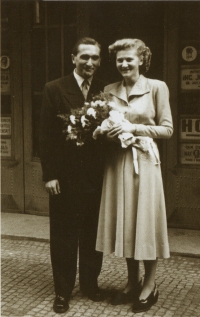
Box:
116;48;143;80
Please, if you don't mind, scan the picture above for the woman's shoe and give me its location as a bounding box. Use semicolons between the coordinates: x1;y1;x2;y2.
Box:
132;284;159;313
111;280;143;306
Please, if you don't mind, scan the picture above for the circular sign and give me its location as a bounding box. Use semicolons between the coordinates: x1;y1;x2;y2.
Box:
182;46;197;62
0;56;10;69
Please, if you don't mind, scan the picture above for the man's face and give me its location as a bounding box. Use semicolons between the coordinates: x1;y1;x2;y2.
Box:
72;44;101;79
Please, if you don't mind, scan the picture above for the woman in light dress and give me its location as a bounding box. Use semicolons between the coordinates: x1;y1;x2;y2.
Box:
96;39;173;313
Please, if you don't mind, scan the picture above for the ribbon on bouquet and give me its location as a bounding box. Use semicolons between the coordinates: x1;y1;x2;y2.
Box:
118;133;161;175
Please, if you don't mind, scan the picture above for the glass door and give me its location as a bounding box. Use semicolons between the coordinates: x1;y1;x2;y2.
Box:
1;1;24;213
22;1;78;215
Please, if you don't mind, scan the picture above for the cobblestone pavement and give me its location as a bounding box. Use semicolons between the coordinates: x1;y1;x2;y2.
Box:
1;238;200;317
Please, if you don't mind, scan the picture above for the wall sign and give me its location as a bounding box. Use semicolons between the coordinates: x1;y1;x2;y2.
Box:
1;70;10;93
0;56;10;69
180;143;200;164
1;139;11;157
182;46;197;62
181;68;200;90
0;117;11;135
180;118;200;139
181;42;200;65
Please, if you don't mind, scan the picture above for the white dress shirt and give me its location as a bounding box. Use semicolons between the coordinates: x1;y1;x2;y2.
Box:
73;69;92;90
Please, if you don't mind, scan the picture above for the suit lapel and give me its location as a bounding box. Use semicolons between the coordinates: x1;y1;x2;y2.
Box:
88;77;104;100
62;73;85;109
60;74;103;108
63;73;83;96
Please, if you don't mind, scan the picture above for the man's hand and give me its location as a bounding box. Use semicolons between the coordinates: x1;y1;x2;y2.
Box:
45;180;61;195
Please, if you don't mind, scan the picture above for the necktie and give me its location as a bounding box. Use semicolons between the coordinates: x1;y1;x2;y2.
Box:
81;80;89;100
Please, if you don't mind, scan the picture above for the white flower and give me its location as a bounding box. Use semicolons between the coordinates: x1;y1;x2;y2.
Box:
81;115;87;128
107;101;116;108
91;100;106;107
101;118;113;130
87;107;96;118
67;125;72;133
84;102;90;106
98;100;106;107
70;134;77;140
70;115;76;124
109;110;125;124
92;118;113;139
91;101;96;107
76;141;84;146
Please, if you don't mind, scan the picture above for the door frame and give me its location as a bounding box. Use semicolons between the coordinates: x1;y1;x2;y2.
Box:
20;1;90;215
1;1;24;213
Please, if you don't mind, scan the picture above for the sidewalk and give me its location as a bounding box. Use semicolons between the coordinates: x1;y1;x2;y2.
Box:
1;212;200;317
1;212;200;257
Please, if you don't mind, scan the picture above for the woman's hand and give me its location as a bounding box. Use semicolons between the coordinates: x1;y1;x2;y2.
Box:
106;130;120;143
107;122;136;138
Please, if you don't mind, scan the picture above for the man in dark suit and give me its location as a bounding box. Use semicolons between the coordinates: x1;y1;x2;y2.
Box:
39;37;106;314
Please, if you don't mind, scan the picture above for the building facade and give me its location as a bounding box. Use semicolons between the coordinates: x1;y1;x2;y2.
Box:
1;1;200;229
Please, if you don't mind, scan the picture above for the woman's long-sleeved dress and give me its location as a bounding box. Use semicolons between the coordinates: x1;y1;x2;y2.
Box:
96;75;173;260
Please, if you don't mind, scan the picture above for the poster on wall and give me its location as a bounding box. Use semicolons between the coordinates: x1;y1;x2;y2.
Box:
0;117;11;135
180;118;200;139
180;143;200;164
1;139;11;157
179;93;200;115
1;70;10;93
1;56;10;93
181;67;200;90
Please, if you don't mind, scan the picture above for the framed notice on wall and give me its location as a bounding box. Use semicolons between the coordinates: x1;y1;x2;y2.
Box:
0;117;11;135
181;67;200;90
1;70;10;93
180;143;200;165
1;139;11;157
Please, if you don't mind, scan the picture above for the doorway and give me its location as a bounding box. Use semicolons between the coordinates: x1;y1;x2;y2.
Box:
1;1;165;216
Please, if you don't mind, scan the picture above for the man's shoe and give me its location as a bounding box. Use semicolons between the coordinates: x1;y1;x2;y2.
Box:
53;295;69;314
88;288;104;302
111;279;143;305
132;284;159;313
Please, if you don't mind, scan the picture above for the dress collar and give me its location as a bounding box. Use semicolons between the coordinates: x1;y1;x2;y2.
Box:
107;75;150;102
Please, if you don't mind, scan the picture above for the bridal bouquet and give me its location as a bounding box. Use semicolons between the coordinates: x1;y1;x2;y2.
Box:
58;93;160;173
57;93;115;146
93;110;137;147
93;109;160;174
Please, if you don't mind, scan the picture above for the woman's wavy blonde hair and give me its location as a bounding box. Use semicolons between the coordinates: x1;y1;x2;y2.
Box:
109;38;152;73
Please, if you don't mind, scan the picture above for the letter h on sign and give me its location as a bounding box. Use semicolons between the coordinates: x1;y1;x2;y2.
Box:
182;119;192;132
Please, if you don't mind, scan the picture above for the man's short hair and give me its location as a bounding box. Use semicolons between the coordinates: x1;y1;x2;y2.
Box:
72;37;101;56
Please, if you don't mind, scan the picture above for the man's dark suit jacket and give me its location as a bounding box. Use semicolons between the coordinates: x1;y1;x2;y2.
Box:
39;73;106;193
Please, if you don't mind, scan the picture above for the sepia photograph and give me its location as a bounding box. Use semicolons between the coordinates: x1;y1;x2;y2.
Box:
1;0;200;316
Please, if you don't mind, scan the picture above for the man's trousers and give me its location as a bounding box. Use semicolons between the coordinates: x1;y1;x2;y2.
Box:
49;180;103;299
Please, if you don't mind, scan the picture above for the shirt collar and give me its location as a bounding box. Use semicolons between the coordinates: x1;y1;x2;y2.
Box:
73;69;92;88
